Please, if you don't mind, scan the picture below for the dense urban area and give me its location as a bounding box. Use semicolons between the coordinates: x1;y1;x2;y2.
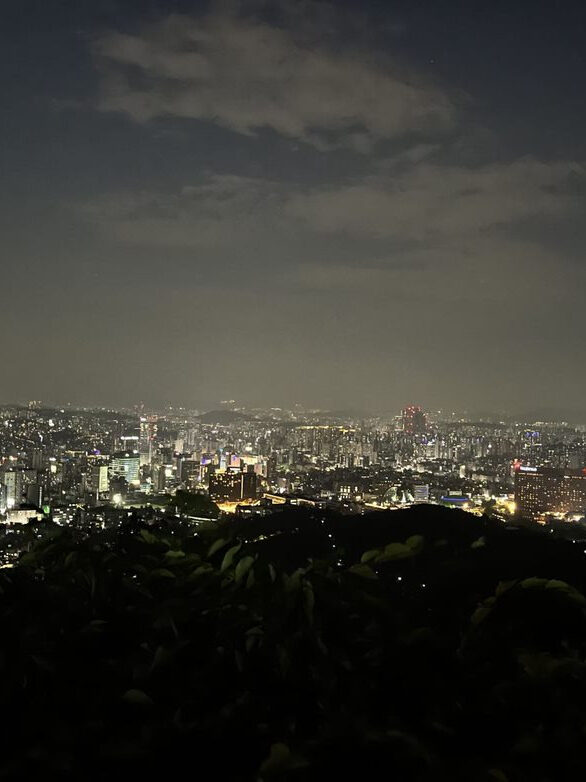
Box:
1;400;585;567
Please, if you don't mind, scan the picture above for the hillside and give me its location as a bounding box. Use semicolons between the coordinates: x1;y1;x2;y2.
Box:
198;409;252;425
2;506;586;781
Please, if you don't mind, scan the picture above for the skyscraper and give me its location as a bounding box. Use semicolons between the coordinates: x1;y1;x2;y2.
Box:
1;470;23;509
87;463;109;497
26;483;43;508
139;416;158;466
110;452;140;487
402;405;427;435
209;470;258;503
514;465;586;516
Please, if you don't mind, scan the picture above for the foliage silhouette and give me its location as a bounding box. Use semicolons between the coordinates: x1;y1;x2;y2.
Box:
2;506;586;780
169;489;220;519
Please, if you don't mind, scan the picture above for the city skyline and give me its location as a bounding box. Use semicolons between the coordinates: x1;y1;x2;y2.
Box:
2;0;585;414
2;397;585;426
1;396;584;532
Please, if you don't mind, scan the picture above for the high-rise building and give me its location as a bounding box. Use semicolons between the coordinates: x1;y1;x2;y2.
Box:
514;465;586;516
120;434;139;452
110;452;140;487
209;470;258;503
139;416;158;466
1;470;23;509
413;484;430;503
152;464;167;492
180;459;199;487
31;448;45;471
402;405;427;435
87;463;109;497
26;483;43;508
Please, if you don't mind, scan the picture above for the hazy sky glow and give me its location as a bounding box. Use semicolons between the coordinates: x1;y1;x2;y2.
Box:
2;0;585;416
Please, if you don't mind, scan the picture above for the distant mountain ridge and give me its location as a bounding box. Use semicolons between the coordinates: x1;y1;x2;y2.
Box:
198;409;252;424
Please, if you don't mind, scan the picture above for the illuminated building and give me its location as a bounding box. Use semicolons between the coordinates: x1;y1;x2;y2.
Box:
237;455;269;478
82;454;110;499
402;405;427;435
5;507;42;524
139;416;158;466
110;452;140;487
1;470;23;509
180;459;199;487
152;464;167;492
440;495;471;508
31;449;45;470
120;434;139;452
413;484;430;503
209;470;258;503
85;463;109;497
95;464;110;494
514;466;586;516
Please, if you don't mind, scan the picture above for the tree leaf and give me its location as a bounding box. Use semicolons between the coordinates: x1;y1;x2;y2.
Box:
149;568;176;580
348;563;378;580
521;577;548;589
303;582;315;623
188;564;214;580
221;543;242;573
246;568;255;589
151;645;173;671
284;569;303;592
235;556;255;584
164;549;186;561
376;543;415;562
495;580;516;597
470;596;496;626
260;742;291;775
207;537;228;558
122;689;153;706
545;579;586;604
405;534;424;551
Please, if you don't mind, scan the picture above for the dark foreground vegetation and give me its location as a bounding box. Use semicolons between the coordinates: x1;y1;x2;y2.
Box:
3;506;586;781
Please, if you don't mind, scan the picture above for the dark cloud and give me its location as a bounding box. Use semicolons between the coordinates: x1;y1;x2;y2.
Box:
94;5;455;151
82;159;585;301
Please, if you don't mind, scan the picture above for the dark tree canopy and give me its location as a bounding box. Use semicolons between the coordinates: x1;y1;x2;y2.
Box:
2;506;586;781
170;489;220;519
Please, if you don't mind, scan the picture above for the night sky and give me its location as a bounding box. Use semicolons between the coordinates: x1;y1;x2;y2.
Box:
2;0;585;416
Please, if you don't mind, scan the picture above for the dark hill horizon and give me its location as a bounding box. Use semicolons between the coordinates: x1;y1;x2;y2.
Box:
4;503;586;780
